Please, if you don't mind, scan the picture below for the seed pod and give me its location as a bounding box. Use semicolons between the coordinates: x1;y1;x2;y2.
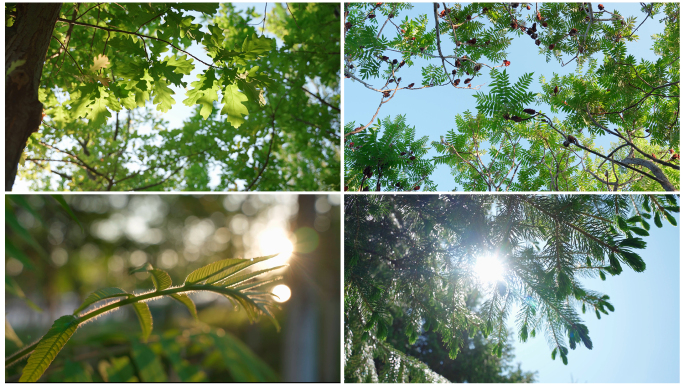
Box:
474;63;482;72
388;79;394;83
511;21;518;29
411;37;416;41
392;59;398;65
455;59;461;67
363;186;370;191
466;71;470;75
503;113;510;120
535;39;540;46
482;7;488;12
420;47;425;52
363;166;372;177
537;11;542;21
511;115;523;122
598;4;604;10
563;140;570;147
464;78;471;84
400;151;406;156
397;77;402;83
349;141;355;147
549;43;555;49
526;4;531;10
381;55;389;61
454;79;461;85
567;135;578;145
349;64;355;69
523;108;536;115
520;26;527;32
413;185;421;190
401;29;406;33
368;14;376;19
554;85;559;94
409;156;416;160
670;149;675;154
452;69;457;75
395;182;402;187
383;90;391;97
466;14;472;21
532;23;537;31
399;60;406;67
569;28;578;36
512;3;519;8
485;40;490;45
389;12;394;18
345;22;352;30
344;186;349;191
503;60;511;66
376;2;382;5
542;21;548;27
407;83;414;88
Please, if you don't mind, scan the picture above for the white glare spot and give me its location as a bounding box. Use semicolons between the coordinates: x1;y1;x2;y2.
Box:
272;284;291;302
473;255;504;285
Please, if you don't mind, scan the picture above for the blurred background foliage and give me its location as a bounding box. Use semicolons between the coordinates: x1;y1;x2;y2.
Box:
5;194;340;382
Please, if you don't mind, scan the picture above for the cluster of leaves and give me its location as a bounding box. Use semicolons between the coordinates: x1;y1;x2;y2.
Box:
344;194;678;381
13;3;340;191
344;2;679;191
6;325;278;382
344;115;436;191
7;255;286;382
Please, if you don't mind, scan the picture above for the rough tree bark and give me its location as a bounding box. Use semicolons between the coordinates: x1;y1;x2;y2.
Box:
5;3;62;191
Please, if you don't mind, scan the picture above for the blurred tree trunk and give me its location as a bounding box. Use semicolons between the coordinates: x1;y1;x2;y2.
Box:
282;195;319;381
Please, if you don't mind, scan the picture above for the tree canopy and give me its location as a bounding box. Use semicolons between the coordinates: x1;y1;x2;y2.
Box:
7;3;339;191
344;194;679;382
344;2;679;192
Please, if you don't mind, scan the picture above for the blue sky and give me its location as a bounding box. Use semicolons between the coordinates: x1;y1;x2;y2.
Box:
504;208;680;383
344;3;667;191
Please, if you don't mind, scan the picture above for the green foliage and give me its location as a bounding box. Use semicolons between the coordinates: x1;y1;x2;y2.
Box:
18;3;340;191
345;116;437;191
9;255;286;382
344;194;678;381
345;2;680;191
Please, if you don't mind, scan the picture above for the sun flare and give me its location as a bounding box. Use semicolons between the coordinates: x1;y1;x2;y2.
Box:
473;255;505;285
257;227;294;267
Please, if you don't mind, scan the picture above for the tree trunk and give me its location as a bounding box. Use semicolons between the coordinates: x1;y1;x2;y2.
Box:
5;3;62;191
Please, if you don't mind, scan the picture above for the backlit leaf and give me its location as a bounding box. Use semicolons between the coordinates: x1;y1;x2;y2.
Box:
19;315;78;382
220;83;249;127
170;293;198;320
132;302;153;342
74;287;131;314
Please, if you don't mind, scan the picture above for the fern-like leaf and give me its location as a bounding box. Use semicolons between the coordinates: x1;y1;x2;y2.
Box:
132;302;153;342
73;287;131;314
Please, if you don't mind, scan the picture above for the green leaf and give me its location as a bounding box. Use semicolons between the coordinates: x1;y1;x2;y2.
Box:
131;340;168;382
170;293;198;320
51;195;84;233
84;87;112;128
132;302;153;342
551;347;557;360
241;33;273;58
220;83;250;127
628;226;649;236
237;78;265;106
663;211;677;226
19;315;79;382
183;69;219;120
581;302;586;314
185;255;277;285
74;287;131;314
599;270;606;281
211;333;279;382
654;212;663;227
152;79;176;112
150;269;172;291
216;265;287;288
561;354;568;365
595;309;601;319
